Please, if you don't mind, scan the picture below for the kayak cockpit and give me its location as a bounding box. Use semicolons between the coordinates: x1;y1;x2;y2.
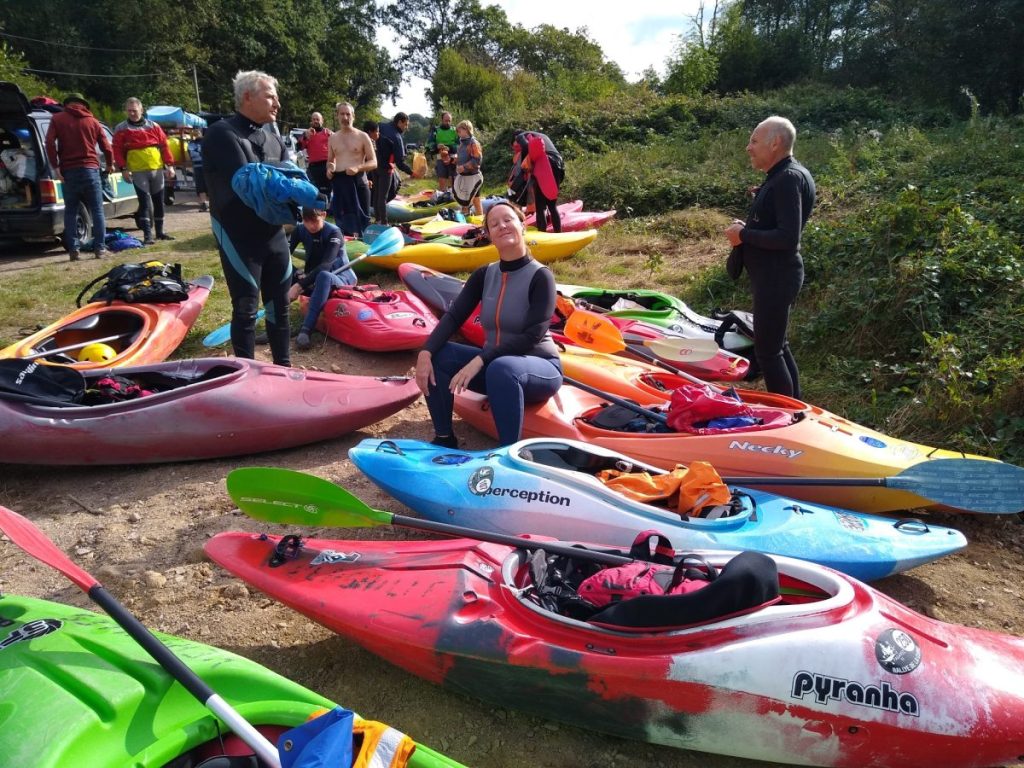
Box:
502;546;852;637
28;309;148;364
0;358;246;409
512;438;754;527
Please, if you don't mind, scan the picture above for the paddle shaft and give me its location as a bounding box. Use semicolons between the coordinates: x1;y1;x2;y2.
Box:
563;375;669;424
0;507;282;767
23;333;130;361
387;510;631;566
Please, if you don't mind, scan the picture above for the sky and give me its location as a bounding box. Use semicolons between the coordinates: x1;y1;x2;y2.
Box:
378;1;702;117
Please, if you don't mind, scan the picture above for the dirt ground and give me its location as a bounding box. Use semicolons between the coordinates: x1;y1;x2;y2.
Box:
1;196;1023;768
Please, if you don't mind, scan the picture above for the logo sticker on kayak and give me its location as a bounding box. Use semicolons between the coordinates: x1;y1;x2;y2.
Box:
469;467;495;495
728;440;803;459
387;312;416;319
834;511;867;531
357;309;373;321
0;619;62;650
876;628;922;674
311;550;361;565
791;671;920;716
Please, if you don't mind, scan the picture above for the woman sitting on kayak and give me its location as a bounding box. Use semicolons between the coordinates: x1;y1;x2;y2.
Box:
415;200;563;446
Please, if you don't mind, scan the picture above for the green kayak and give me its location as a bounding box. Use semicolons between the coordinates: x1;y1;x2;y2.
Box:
558;284;754;353
0;594;464;768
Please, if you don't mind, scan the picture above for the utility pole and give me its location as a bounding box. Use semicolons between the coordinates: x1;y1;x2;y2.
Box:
192;65;202;113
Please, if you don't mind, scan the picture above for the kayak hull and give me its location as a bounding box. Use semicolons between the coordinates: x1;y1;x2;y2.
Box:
0;357;420;464
301;286;438;352
205;532;1024;768
348;437;967;581
0;276;215;369
358;229;597;273
0;593;461;768
452;384;995;513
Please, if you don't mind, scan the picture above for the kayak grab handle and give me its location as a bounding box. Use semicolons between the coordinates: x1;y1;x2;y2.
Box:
374;440;405;455
893;519;931;535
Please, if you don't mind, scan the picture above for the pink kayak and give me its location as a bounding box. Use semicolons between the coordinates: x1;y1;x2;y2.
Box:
301;285;438;352
0;357;420;464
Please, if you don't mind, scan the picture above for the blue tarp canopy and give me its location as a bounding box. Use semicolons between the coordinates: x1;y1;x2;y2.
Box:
147;105;207;129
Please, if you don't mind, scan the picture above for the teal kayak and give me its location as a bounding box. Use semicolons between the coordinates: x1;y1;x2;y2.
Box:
0;593;465;768
349;436;968;581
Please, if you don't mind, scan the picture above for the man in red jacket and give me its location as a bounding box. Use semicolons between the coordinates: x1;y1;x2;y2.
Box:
299;111;331;197
44;92;113;261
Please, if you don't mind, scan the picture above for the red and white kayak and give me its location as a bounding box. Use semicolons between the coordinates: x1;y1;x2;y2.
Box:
0;357;419;464
301;285;438;352
205;531;1024;768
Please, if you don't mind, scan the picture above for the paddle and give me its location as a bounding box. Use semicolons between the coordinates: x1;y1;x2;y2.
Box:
202;226;406;347
564;309;720;364
226;467;632;566
0;506;282;768
23;332;131;361
722;460;1024;514
563;374;669;425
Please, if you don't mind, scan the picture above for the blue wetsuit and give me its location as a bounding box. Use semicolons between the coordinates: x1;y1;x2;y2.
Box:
289;220;356;334
203;114;292;365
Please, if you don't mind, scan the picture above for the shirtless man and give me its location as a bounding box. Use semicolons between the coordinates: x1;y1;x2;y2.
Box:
326;102;375;236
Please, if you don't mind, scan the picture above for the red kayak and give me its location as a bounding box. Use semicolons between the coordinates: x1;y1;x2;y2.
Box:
0;357;419;464
300;284;437;352
0;276;214;370
397;263;749;381
205;531;1024;768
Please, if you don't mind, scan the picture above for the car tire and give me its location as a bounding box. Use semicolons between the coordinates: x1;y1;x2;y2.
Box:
75;202;94;248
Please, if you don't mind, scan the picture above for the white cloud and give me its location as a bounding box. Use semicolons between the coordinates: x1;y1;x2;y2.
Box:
380;1;700;117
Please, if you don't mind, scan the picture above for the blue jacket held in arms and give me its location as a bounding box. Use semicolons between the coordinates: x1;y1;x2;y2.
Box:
231;161;323;226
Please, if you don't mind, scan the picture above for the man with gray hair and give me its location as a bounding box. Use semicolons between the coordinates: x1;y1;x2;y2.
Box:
725;115;815;398
112;97;175;244
202;70;298;366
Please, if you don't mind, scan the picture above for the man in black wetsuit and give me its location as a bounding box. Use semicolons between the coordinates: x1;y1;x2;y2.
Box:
202;69;297;366
725;115;815;399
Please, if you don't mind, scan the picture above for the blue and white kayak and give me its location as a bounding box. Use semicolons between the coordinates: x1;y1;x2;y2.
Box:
349;437;968;581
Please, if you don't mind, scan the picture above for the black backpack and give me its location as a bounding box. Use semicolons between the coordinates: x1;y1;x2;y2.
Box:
76;262;190;307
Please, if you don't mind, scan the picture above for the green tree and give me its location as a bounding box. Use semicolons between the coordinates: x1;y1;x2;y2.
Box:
382;0;514;81
663;38;719;96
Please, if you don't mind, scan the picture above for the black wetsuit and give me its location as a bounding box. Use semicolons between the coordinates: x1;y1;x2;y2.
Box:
203;114;292;365
514;131;564;232
739;155;816;398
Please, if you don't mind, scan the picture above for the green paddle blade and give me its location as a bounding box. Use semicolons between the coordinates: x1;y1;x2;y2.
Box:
226;467;390;527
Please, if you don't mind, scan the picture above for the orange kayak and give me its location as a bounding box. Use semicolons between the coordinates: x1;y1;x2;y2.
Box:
452;364;992;514
0;275;214;370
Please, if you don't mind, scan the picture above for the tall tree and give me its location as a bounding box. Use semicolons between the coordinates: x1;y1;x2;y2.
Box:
381;0;514;81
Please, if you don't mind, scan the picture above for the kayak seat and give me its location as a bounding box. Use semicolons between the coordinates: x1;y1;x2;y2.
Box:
586;550;781;632
520;444;622;475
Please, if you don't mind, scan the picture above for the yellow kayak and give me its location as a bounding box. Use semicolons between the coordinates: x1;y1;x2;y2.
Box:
355;229;598;273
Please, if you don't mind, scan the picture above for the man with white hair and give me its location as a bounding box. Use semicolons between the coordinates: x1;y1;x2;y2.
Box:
202;70;297;366
725;115;816;399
